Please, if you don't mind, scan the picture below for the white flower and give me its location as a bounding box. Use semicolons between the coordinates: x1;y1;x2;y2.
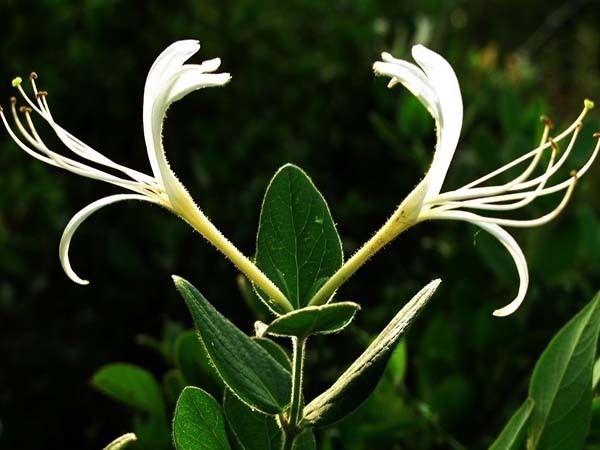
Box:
372;45;599;316
1;39;292;311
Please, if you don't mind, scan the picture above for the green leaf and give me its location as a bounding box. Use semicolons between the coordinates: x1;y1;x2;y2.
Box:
91;363;165;416
488;398;534;450
303;280;440;427
265;302;360;338
528;291;600;450
175;330;224;397
223;389;282;450
133;413;171;450
584;397;600;448
174;276;292;415
102;433;137;450
255;164;343;312
163;369;185;405
253;337;292;372
224;390;315;450
294;430;317;450
173;387;231;450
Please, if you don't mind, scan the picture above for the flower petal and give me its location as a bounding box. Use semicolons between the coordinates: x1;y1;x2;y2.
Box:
412;44;463;198
373;55;441;120
143;40;202;181
422;213;529;316
163;65;231;106
59;194;164;285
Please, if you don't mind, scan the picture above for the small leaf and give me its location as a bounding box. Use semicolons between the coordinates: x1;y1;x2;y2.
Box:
255;164;343;312
163;369;185;405
266;302;360;338
488;398;534;450
303;280;440;427
102;433;136;450
173;387;231;450
174;276;292;415
528;291;600;450
91;363;165;416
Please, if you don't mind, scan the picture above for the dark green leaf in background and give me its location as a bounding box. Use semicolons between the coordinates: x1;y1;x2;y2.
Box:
266;302;360;338
303;280;440;426
174;276;292;415
223;390;283;450
255;164;343;312
528;291;600;450
91;363;165;417
175;330;224;397
488;398;534;450
173;387;231;450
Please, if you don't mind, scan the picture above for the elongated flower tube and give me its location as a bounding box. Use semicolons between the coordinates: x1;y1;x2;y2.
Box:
1;40;293;312
309;44;599;316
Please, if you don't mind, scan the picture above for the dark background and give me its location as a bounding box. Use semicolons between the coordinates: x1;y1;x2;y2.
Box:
1;0;600;449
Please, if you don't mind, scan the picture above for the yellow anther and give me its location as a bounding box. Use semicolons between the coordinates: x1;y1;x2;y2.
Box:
11;77;22;87
540;115;554;129
29;72;38;80
19;106;32;114
584;99;595;110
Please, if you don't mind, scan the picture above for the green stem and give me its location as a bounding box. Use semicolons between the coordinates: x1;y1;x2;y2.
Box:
308;179;428;307
281;433;295;450
289;336;306;428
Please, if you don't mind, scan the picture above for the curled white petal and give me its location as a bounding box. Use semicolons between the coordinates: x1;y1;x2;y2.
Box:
411;44;463;197
59;194;164;285
373;58;441;120
163;66;231;106
425;215;529;317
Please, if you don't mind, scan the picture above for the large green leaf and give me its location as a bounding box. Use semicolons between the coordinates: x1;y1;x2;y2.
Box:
303;280;440;426
91;363;165;416
265;302;360;338
173;387;231;450
255;164;343;312
224;390;315;450
528;291;600;450
253;337;293;372
174;276;292;415
488;398;534;450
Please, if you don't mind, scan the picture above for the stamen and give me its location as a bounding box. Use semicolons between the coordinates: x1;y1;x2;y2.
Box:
540;115;554;130
11;77;22;87
19;106;32;114
36;91;48;98
29;72;38;80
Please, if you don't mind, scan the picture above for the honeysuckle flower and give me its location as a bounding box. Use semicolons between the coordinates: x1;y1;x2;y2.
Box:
309;45;599;316
1;40;293;312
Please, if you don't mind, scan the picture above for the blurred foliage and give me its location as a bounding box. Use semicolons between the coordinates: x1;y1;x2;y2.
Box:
1;0;600;449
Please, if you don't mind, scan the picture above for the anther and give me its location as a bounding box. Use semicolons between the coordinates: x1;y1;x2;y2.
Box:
584;99;595;110
593;132;600;139
0;104;3;113
576;122;583;130
549;138;559;152
29;72;38;80
10;97;17;104
36;91;48;98
19;106;32;114
540;115;554;129
11;77;22;88
570;170;578;180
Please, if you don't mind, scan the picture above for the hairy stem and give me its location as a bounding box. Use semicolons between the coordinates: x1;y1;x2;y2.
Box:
282;336;307;450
